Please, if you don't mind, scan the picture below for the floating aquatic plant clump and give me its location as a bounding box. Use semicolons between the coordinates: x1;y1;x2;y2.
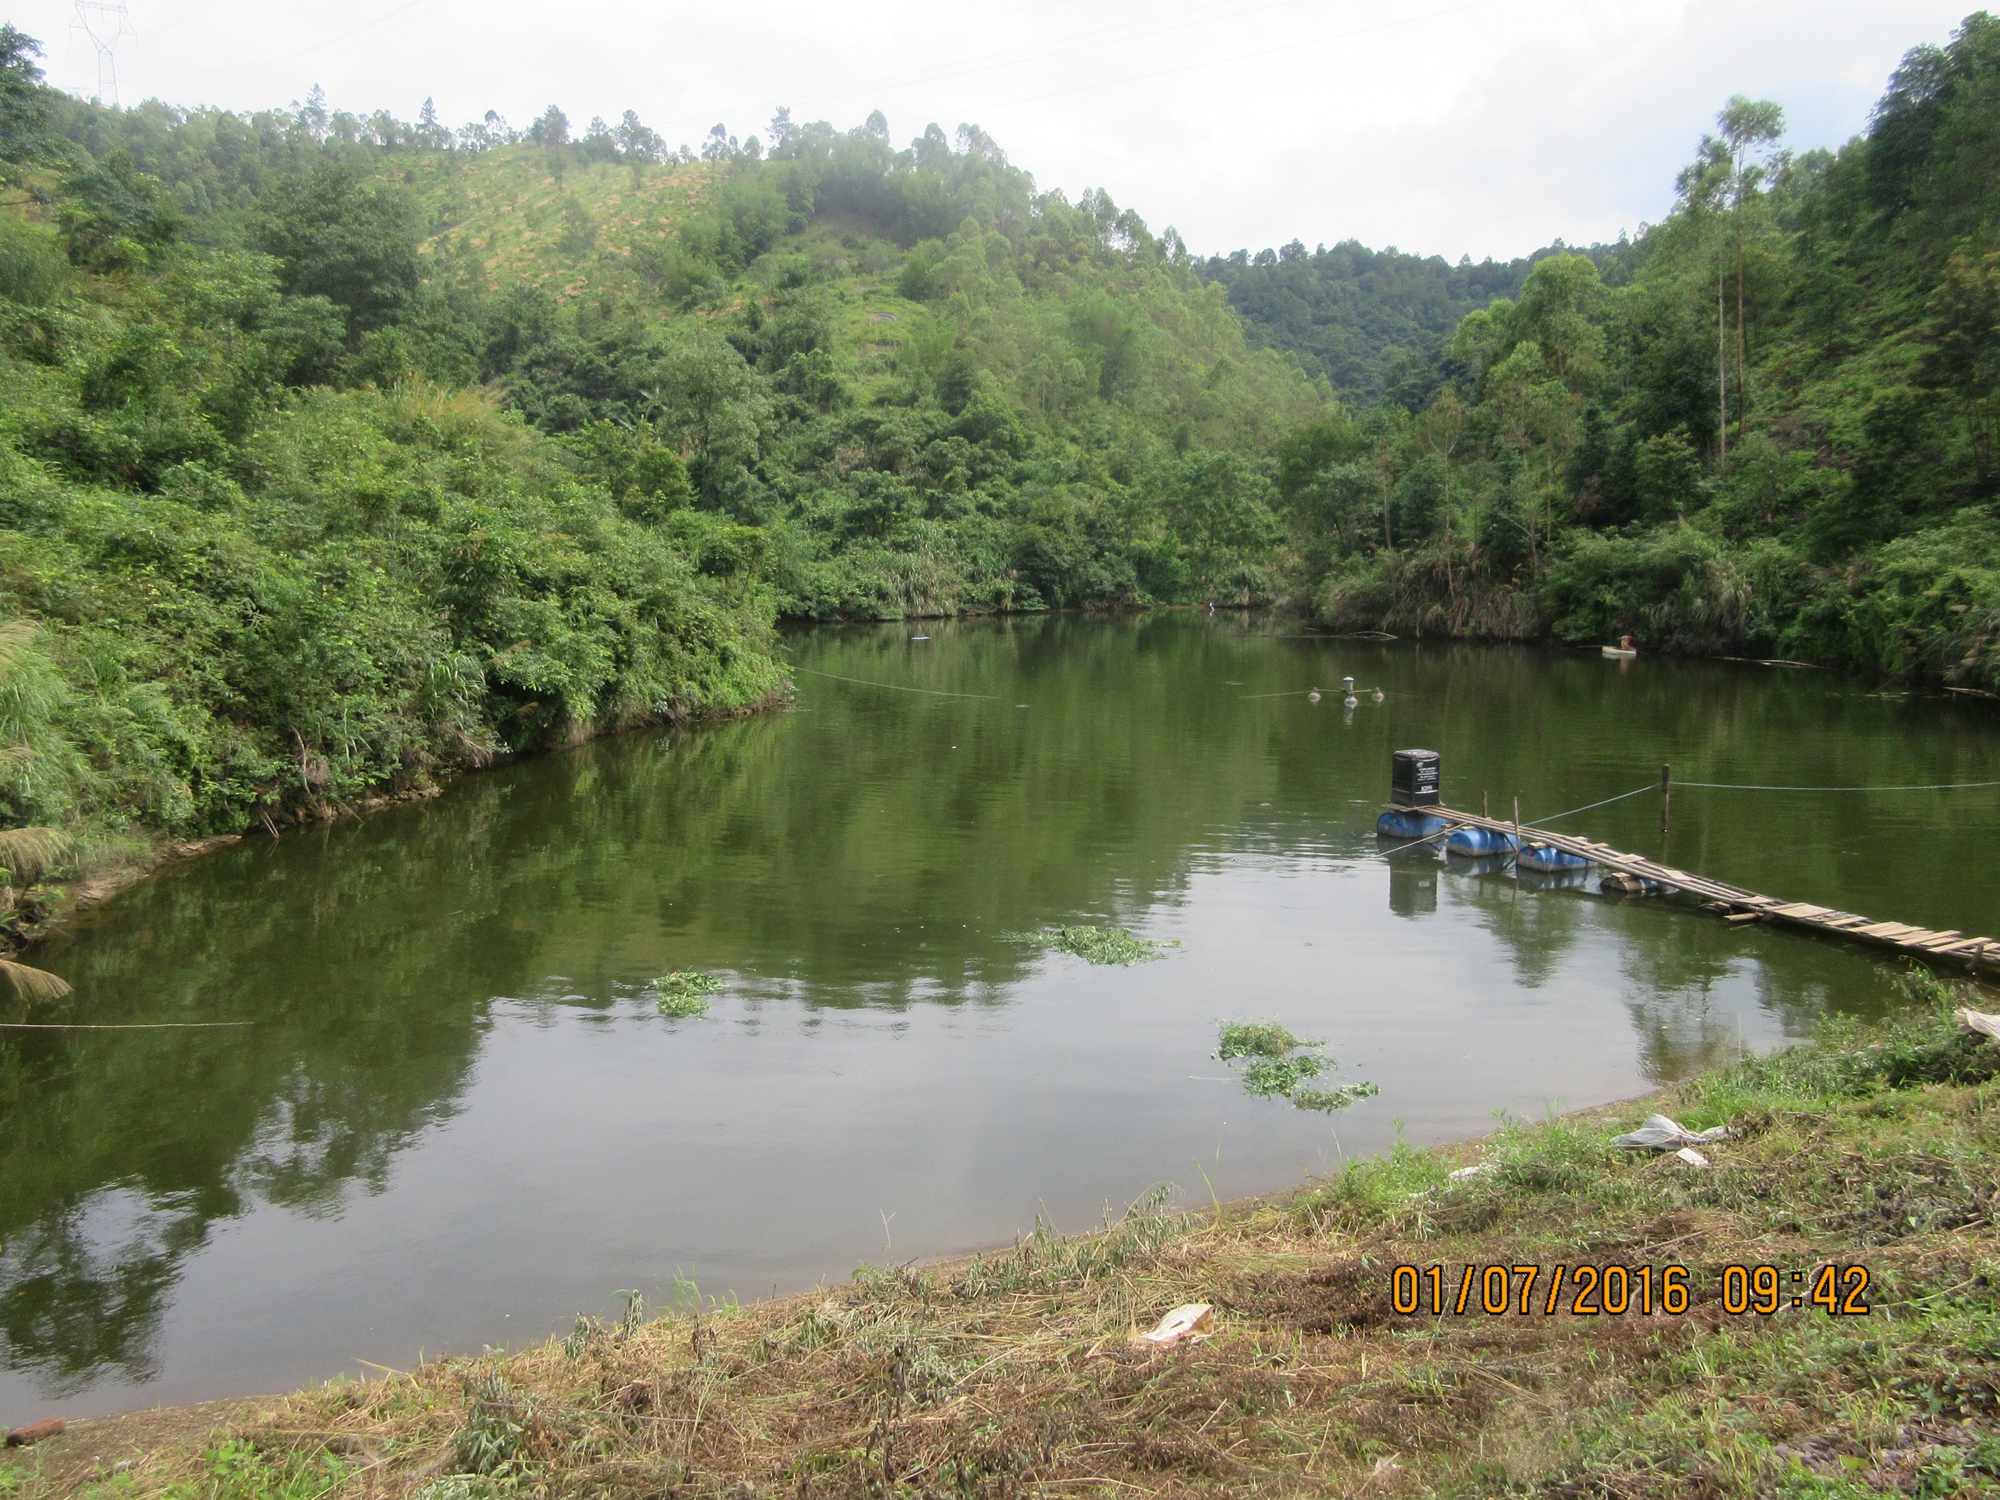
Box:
1292;1083;1382;1112
1216;1021;1304;1060
655;972;720;1018
1005;925;1178;965
1240;1054;1327;1097
1216;1020;1378;1113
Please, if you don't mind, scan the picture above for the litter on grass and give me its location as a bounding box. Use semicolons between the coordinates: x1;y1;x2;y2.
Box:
1410;1159;1497;1200
1956;1008;2000;1044
1005;925;1177;965
655;972;720;1018
1611;1113;1735;1151
1673;1147;1712;1169
1134;1303;1213;1348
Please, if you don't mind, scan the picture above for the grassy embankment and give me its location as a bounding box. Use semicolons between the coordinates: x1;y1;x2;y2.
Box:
4;970;1997;1498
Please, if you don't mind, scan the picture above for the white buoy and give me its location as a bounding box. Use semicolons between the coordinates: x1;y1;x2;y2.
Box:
1344;694;1359;708
1307;690;1321;702
1371;688;1385;703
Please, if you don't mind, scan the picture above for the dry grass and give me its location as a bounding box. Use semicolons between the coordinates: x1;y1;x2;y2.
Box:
8;980;2000;1499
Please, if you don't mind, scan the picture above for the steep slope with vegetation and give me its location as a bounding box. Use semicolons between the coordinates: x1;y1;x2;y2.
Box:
2;9;1998;942
0;28;1318;932
1273;15;2000;694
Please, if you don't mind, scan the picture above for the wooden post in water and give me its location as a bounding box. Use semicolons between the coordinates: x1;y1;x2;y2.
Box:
1660;763;1672;839
1482;791;1489;818
1513;795;1521;847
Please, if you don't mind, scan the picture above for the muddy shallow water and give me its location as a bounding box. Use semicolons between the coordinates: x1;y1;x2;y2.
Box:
5;614;1997;1415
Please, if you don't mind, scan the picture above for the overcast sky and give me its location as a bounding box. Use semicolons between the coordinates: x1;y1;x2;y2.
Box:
9;0;1978;261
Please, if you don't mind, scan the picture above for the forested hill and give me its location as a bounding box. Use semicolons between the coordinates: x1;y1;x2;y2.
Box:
1196;238;1623;406
0;8;1997;885
0;30;1320;857
1272;13;2000;698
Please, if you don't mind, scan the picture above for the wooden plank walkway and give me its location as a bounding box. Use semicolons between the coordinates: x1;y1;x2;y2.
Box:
1415;804;1999;974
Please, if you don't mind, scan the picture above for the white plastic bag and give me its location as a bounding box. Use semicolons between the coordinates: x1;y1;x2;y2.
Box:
1611;1113;1733;1151
1956;1008;2000;1044
1134;1303;1214;1347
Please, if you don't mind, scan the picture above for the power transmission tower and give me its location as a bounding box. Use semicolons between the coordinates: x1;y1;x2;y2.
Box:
73;0;135;107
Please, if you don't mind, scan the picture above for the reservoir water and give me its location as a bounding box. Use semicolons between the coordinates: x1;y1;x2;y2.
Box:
4;614;1997;1415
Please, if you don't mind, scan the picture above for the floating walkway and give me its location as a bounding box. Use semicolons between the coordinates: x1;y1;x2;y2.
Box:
1418;804;1999;974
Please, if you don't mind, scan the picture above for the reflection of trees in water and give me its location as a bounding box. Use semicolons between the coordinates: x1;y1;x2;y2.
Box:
4;617;1973;1390
0;790;545;1388
1444;860;1773;1081
1611;914;1865;1084
1620;980;1750;1084
1426;847;1893;1084
1445;859;1594;991
0;615;1322;1389
0;1188;189;1393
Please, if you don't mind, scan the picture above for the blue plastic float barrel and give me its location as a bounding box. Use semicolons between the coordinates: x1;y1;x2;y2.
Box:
1376;809;1448;840
1518;843;1591;872
1444;826;1519;856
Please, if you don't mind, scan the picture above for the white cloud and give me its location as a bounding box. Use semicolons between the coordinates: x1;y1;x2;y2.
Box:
9;0;1976;260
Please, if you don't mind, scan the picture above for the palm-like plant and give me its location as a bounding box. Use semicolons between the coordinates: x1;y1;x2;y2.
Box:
0;958;68;1002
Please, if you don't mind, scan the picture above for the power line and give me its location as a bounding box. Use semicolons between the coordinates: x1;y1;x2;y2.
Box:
1675;779;2000;792
0;1020;254;1029
791;666;998;700
175;0;435;77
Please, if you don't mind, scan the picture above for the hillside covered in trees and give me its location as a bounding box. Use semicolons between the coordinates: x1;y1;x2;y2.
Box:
1280;14;2000;693
1197;238;1591;405
0;10;1996;882
0;29;1315;860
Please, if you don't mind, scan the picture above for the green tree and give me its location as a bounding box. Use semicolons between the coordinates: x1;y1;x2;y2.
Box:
1508;254;1605;387
0;23;50;165
1155;451;1280;603
1716;97;1785;439
254;160;421;337
56;152;183;269
1920;247;2000;489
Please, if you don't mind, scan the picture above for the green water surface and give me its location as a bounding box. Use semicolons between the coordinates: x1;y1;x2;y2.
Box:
3;614;1996;1415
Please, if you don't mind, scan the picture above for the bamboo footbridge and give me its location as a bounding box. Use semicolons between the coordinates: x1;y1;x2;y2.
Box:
1421;803;1999;974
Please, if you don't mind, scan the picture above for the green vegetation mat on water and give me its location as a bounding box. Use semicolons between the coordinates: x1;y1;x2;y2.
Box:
15;967;2000;1498
1004;925;1178;965
1216;1019;1381;1112
653;972;719;1018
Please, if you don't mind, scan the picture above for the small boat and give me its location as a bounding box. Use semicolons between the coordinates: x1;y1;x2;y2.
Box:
1376;808;1447;840
1602;633;1638;660
1445;826;1519;857
1518;843;1591;872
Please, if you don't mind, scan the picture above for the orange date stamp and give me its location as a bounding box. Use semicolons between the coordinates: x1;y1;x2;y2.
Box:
1391;1263;1871;1317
